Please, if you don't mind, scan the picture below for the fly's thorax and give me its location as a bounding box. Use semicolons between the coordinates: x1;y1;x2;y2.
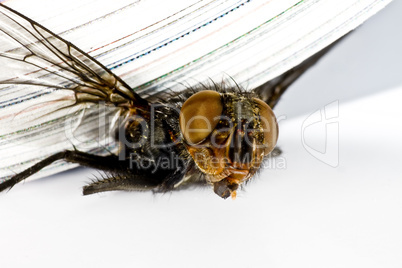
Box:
114;108;149;149
179;90;278;199
115;104;183;160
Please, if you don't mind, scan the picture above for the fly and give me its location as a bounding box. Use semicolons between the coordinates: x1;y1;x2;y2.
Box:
0;4;339;199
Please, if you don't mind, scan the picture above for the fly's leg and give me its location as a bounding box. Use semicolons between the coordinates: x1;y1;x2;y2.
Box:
0;150;163;194
85;158;193;195
83;166;189;196
0;150;124;192
154;161;193;193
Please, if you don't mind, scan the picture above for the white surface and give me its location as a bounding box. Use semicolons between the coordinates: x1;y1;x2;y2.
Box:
1;2;402;268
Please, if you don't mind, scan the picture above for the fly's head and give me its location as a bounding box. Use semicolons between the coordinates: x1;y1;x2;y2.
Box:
179;90;278;199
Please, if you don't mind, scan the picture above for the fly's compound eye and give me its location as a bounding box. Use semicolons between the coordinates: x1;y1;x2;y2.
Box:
253;98;279;155
180;90;223;144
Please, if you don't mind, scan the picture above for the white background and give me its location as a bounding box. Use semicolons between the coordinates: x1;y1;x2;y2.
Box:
1;1;402;267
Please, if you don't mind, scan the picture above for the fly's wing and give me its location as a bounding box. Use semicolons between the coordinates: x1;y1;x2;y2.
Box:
0;4;148;183
254;38;346;109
